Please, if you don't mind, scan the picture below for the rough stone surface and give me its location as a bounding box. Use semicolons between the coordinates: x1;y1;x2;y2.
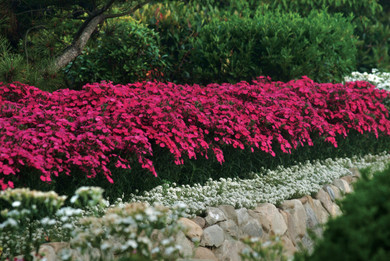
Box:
176;230;195;258
247;209;260;220
281;235;297;256
44;242;69;253
301;233;315;254
323;185;336;201
236;208;250;226
254;203;287;236
240;218;263;238
311;198;330;224
214;239;246;261
331;203;342;217
329;185;342;200
218;205;238;225
201;225;225;247
303;203;319;230
315;188;342;217
299;196;309;205
205;207;227;225
219;219;240;239
281;199;307;243
194;247;218;261
314;188;331;208
341;175;354;184
179;217;204;241
191;216;206;228
333;178;352;194
37;245;57;261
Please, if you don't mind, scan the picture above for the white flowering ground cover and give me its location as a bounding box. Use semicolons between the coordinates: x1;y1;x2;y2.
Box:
129;152;390;216
344;69;390;91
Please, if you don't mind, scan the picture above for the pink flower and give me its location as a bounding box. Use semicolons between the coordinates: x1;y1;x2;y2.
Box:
1;77;389;189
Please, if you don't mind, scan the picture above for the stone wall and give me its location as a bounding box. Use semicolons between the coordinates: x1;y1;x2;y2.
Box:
175;171;357;261
27;168;359;261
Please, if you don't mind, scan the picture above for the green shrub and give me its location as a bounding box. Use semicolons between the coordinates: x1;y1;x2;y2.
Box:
260;0;390;72
134;1;213;83
133;0;266;84
64;18;166;88
189;10;357;84
297;163;390;261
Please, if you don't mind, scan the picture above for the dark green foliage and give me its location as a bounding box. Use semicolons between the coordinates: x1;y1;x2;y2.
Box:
0;35;64;91
133;0;261;84
297;162;390;261
261;0;390;72
65;19;166;88
133;1;212;83
261;0;383;18
189;10;357;84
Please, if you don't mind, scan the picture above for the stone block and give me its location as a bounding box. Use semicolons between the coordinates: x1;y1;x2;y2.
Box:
280;199;307;240
205;207;227;225
200;225;225;247
254;203;287;236
179;217;204;241
194;247;218;261
218;205;238;225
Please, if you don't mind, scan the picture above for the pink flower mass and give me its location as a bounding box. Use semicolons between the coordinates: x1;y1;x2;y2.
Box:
0;76;389;189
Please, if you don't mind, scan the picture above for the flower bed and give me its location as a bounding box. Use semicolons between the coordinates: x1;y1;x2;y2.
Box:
1;77;390;190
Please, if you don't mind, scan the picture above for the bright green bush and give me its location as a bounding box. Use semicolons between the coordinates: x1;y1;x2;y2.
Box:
133;0;260;84
133;1;212;83
189;10;357;84
260;0;390;72
297;163;390;261
64;18;166;88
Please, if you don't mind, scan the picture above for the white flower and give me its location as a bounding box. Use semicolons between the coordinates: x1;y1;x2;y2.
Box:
165;246;176;255
129;152;390;214
11;201;21;208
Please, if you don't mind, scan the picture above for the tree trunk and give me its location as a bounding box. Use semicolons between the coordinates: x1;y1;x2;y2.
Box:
53;13;106;71
51;0;152;72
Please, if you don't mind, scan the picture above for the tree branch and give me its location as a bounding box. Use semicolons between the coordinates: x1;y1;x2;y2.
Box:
52;0;153;71
53;13;106;71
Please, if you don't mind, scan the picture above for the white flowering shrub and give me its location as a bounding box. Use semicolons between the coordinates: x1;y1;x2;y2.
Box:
129;153;390;216
344;69;390;91
0;187;107;261
61;202;188;261
70;186;109;216
0;189;67;260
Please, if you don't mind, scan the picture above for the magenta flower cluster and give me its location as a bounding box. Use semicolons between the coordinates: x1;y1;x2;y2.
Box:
1;76;389;190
